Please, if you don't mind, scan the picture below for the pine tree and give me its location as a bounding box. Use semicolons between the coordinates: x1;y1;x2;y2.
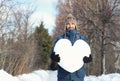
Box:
34;21;52;69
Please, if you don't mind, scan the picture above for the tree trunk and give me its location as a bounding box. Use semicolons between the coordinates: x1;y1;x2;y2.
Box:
101;28;106;74
103;54;106;74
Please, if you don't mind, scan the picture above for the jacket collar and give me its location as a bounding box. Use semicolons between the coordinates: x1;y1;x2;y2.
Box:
66;30;77;37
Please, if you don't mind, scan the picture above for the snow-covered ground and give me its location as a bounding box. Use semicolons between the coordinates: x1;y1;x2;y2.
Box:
0;69;120;81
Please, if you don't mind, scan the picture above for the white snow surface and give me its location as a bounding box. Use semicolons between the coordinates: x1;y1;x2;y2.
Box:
0;69;120;81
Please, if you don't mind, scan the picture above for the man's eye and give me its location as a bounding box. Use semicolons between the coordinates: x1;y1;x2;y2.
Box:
72;23;75;25
67;23;70;25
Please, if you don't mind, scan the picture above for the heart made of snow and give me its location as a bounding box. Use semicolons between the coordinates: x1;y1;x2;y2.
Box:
54;39;91;73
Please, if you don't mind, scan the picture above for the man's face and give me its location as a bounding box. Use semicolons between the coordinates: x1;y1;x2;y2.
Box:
66;23;76;30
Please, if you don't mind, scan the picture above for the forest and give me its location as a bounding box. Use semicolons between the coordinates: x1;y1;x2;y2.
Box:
0;0;120;76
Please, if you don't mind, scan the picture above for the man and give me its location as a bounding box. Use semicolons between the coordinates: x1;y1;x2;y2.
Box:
50;13;92;81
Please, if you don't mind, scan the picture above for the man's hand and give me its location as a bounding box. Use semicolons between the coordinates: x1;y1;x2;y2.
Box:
83;55;92;63
51;52;60;62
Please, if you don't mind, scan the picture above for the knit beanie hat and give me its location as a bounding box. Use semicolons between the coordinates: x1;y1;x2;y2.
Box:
64;13;77;30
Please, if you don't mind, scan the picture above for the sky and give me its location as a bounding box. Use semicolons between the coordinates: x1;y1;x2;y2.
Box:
0;69;120;81
30;0;59;35
15;0;59;35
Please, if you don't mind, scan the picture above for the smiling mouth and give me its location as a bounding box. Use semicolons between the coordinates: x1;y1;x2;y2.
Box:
68;27;74;29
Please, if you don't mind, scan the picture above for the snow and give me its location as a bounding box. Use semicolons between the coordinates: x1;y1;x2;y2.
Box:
0;69;18;81
0;69;120;81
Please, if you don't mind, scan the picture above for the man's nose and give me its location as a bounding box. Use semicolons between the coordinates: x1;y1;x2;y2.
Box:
69;24;72;27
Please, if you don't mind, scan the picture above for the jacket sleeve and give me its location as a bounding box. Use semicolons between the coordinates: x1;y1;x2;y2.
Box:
78;34;92;63
50;36;63;60
50;40;58;60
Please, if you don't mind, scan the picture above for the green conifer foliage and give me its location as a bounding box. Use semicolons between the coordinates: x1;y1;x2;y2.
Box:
34;21;52;69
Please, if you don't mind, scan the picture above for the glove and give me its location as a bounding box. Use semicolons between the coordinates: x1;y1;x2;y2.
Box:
83;55;92;63
51;52;60;62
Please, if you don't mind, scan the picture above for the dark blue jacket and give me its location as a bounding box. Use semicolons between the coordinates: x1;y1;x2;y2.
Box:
51;30;87;81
